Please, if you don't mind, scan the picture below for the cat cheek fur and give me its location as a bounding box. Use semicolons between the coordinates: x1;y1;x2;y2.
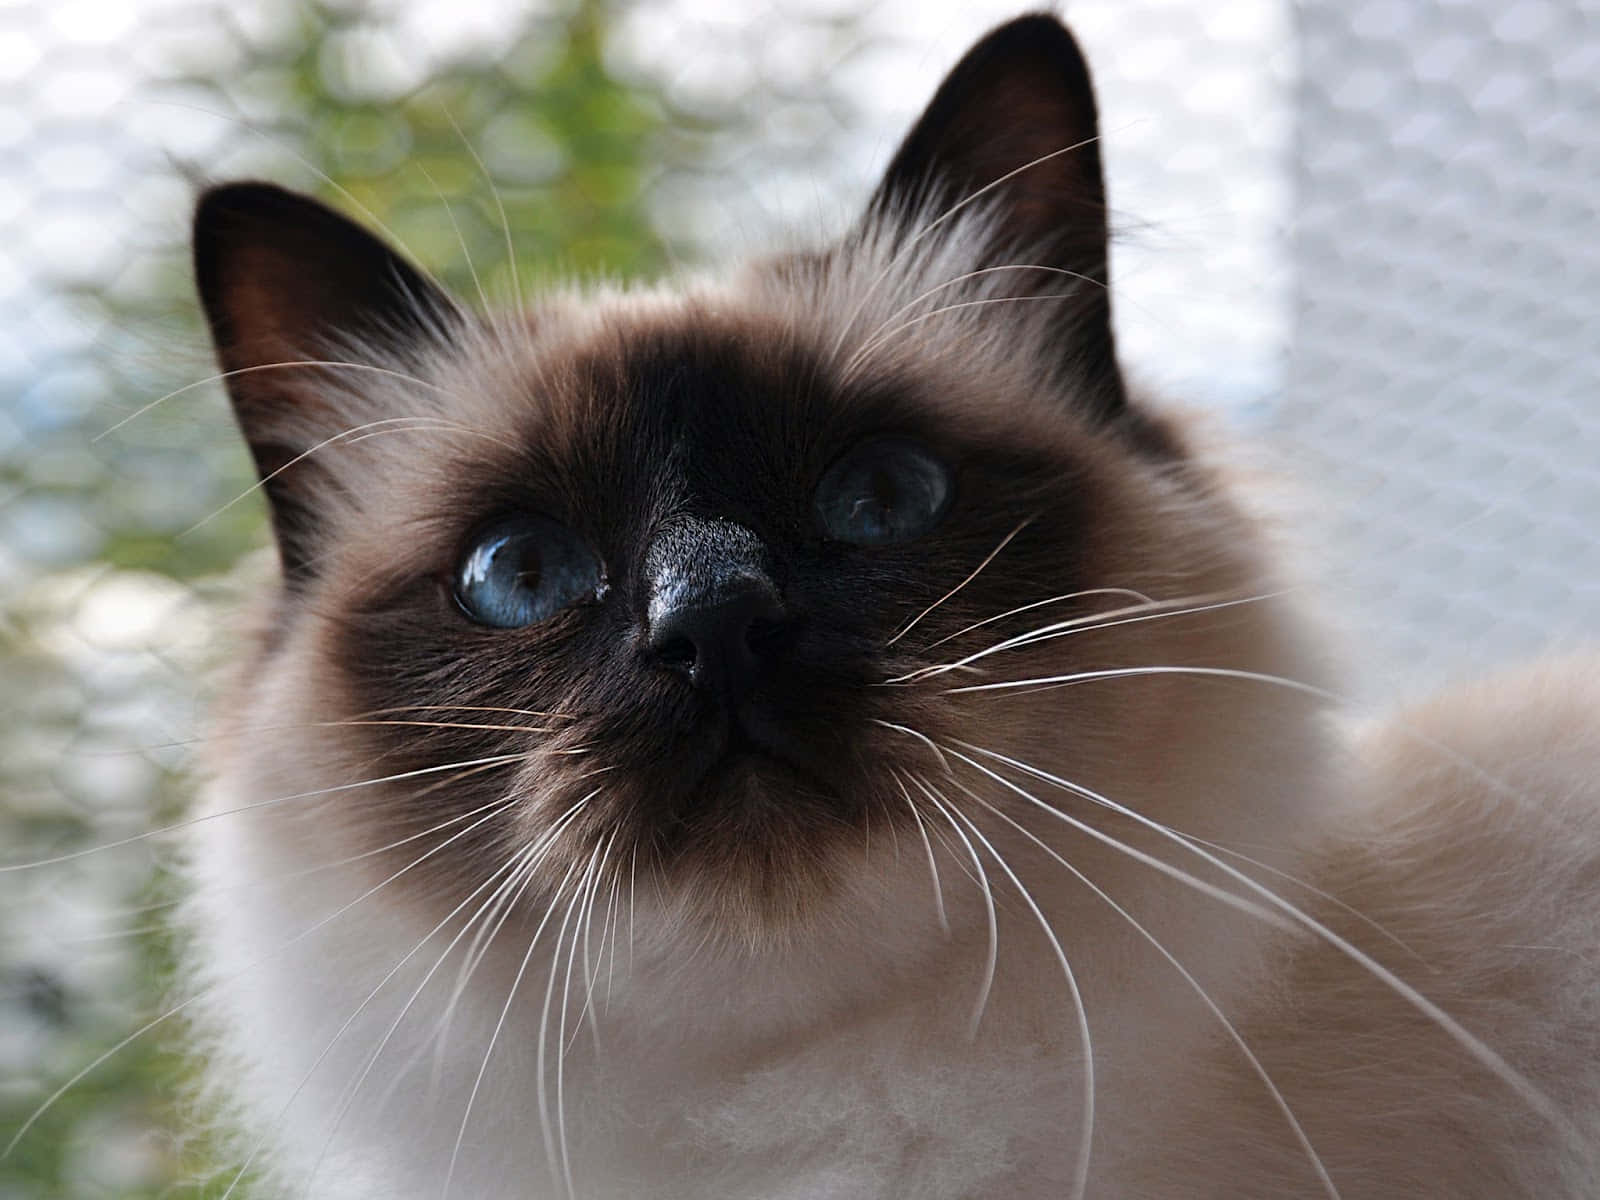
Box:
178;13;1600;1200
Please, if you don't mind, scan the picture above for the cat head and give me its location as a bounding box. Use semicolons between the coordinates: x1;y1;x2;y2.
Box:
194;15;1316;957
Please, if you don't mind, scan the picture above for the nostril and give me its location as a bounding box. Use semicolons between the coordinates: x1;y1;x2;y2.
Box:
647;589;789;696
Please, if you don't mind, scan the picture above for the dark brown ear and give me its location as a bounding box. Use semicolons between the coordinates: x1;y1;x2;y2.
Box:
193;183;460;579
868;14;1125;423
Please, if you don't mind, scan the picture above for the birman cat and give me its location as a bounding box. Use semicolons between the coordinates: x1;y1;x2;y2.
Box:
179;14;1600;1198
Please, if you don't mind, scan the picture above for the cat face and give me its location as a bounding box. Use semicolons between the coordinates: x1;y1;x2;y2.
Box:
195;16;1312;955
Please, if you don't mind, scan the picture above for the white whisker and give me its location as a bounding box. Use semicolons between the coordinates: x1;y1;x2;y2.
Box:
924;743;1287;929
827;134;1106;367
310;854;534;1196
873;719;950;773
424;794;599;1095
0;752;529;874
183;417;521;539
908;774;995;1035
443;849;587;1200
843;265;1101;381
917;587;1154;655
417;161;490;313
535;846;601;1200
887;518;1034;647
94;360;455;441
4;783;522;1160
227;813;530;1200
1192;836;1429;967
955;741;1577;1140
557;843;608;1199
840;292;1088;385
893;771;948;936
896;590;1287;684
441;104;522;312
960;783;1341;1200
925;785;1094;1200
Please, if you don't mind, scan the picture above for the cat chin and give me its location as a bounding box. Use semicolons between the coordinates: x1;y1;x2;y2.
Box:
180;596;1338;1198
183;696;1333;1200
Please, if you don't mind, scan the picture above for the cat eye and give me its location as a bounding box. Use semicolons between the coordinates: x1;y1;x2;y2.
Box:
814;437;953;546
453;514;605;629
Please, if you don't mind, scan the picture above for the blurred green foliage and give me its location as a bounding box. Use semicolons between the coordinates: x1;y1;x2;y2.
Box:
0;1;725;1194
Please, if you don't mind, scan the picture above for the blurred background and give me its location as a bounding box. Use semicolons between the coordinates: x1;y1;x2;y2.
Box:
1;0;1596;1194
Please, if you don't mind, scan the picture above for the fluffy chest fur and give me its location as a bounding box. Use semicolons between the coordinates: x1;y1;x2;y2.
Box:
178;13;1600;1199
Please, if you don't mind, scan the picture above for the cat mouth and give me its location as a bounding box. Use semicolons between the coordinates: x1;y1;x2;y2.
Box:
679;708;843;809
711;728;829;792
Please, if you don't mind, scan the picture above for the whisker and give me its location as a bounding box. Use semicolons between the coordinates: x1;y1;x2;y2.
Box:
951;662;1539;816
310;854;533;1197
182;417;522;539
1191;837;1429;968
626;842;639;972
872;720;949;774
0;753;529;874
148;97;458;305
220;803;528;1199
892;772;949;936
29;764;512;934
847;264;1103;376
907;774;994;1034
886;517;1034;647
441;104;523;313
840;292;1090;386
826;134;1106;367
924;785;1094;1200
924;743;1287;929
894;590;1287;684
423;794;599;1098
442;849;587;1200
946;663;1336;700
93;717;559;759
535;848;602;1200
916;587;1154;655
601;845;625;1013
960;783;1341;1200
3;783;522;1160
27;758;518;936
558;842;610;1199
93;361;455;442
954;740;1578;1140
417;160;490;313
349;704;578;720
572;827;620;1051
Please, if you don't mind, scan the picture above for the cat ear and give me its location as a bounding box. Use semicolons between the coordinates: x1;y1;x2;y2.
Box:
867;15;1125;421
193;183;460;579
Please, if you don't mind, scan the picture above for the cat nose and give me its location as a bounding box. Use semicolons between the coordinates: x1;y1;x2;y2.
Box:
648;586;789;698
644;517;788;700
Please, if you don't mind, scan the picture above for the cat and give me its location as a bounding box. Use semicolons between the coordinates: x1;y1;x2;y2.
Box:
177;12;1600;1198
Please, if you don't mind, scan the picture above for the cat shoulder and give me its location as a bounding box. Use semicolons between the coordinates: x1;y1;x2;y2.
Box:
1304;653;1600;1000
1355;651;1600;877
1145;656;1600;1197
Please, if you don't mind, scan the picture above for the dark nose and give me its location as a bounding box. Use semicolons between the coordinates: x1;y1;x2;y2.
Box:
644;517;788;700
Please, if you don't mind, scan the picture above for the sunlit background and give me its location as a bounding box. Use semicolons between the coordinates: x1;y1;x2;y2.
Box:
2;0;1596;1194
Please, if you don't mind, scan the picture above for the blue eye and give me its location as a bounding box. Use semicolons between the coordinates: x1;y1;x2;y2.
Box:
815;438;953;546
453;515;604;629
